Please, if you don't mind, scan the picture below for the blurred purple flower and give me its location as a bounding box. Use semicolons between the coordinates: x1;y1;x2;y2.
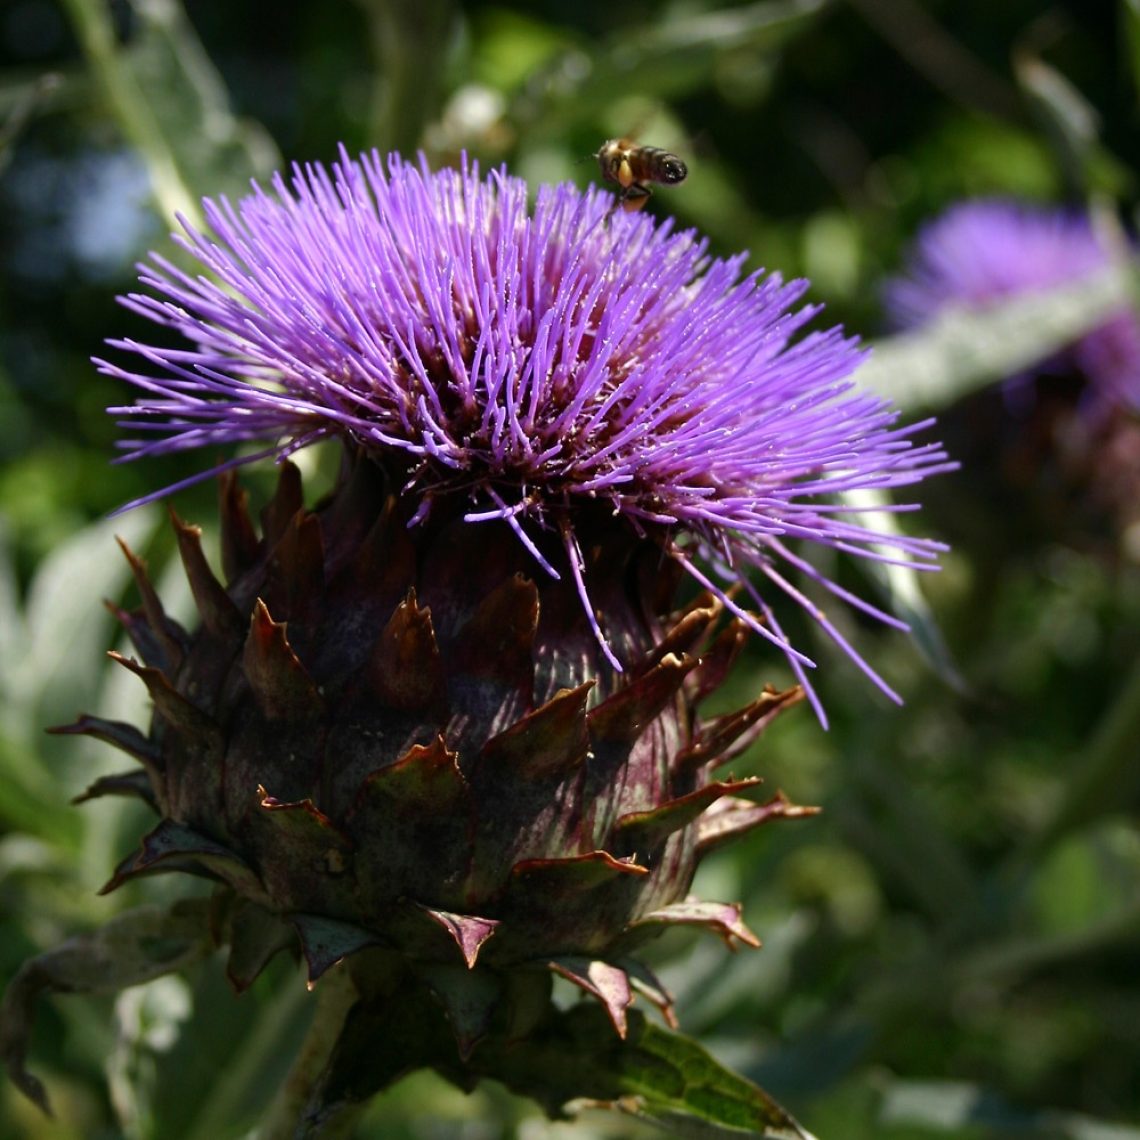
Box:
885;198;1140;415
99;148;952;721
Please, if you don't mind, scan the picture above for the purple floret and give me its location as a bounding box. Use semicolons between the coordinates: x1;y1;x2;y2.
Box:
884;198;1140;415
100;148;953;723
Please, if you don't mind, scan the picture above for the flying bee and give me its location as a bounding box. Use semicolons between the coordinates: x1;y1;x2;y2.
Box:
595;138;688;213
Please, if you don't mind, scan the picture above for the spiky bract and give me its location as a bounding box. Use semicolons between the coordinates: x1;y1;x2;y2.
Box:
63;455;812;1044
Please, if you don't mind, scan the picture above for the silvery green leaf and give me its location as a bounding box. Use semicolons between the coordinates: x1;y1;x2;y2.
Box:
840;488;964;692
1;899;213;1117
16;506;156;729
858;263;1135;411
880;1078;1140;1138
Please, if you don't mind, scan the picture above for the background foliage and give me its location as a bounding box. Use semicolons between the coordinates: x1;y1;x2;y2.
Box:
2;0;1138;1136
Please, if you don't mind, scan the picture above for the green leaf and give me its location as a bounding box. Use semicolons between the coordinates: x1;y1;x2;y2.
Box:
858;261;1136;411
18;506;157;731
0;734;81;843
469;1005;816;1139
1;899;214;1117
271;973;813;1138
0;508;155;843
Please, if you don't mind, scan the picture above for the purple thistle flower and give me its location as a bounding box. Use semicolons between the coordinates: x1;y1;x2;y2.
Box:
884;198;1140;416
99;147;953;722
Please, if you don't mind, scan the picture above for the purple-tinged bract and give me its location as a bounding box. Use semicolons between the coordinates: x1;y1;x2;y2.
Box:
102;148;950;716
884;198;1140;416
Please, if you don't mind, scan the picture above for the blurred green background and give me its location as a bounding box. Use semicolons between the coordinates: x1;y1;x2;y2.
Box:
2;0;1139;1137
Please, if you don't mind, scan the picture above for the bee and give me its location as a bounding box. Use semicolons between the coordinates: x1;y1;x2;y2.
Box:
595;138;688;213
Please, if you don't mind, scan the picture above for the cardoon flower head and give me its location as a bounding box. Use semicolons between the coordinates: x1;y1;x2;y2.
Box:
103;148;950;720
884;198;1140;416
6;149;950;1131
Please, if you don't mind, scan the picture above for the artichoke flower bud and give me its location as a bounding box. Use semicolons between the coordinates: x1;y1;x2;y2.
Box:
73;450;807;1045
4;149;953;1130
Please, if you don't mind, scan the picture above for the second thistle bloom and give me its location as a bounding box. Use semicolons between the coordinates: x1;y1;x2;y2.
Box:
103;148;951;715
884;198;1140;417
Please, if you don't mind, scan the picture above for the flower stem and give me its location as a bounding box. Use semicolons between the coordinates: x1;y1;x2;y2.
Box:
258;967;362;1140
180;972;311;1140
